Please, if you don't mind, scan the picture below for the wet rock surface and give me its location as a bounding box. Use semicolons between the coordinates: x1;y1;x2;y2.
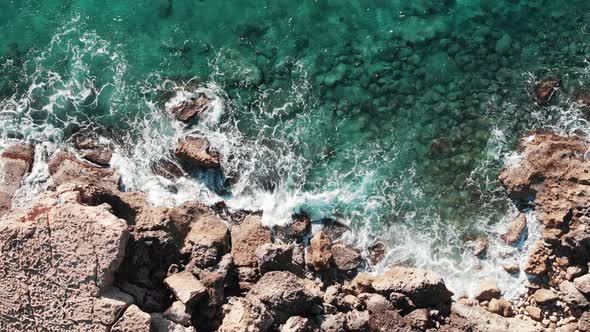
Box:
175;136;221;169
0;144;34;214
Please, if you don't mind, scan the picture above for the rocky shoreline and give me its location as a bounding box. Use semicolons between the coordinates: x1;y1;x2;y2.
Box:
1;96;590;331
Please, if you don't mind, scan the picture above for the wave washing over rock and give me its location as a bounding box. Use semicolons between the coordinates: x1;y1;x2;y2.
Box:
2;0;590;331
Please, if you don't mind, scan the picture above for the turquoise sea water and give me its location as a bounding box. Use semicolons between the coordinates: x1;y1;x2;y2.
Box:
2;1;590;296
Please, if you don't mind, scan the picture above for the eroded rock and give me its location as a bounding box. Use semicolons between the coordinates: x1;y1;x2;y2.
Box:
501;214;527;245
112;304;152;332
175;136;221;169
231;215;273;267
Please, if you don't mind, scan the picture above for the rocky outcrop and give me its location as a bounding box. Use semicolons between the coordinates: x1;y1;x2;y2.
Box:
175;136;221;169
501;213;527;245
0;186;129;331
168;94;211;123
0;144;34;214
48;150;119;188
231;214;273;267
73;133;113;165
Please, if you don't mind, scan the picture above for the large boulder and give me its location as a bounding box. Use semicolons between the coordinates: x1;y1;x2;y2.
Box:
0;143;35;214
111;304;152;332
524;240;550;275
371;267;453;308
308;231;333;270
73;133;113;165
164;271;207;305
246;271;321;324
218;297;273;332
182;214;229;268
331;243;362;271
255;243;293;273
559;281;590;307
0;187;129;331
168;93;211;123
231;215;273;267
501;214;527;245
175;136;221;169
48;150;119;188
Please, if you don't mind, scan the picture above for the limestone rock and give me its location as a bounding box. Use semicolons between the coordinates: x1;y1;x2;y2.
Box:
168;94;211;123
164;271;207;305
371;267;453;308
501;214;527;245
578;310;590;332
525;305;542;321
246;271;321;324
183;214;229;268
331;243;362;271
280;316;310;332
255;243;293;273
574;274;590;295
231;215;273;267
559;281;590;307
524;240;550;275
94;287;135;326
175;136;221;169
487;298;513;317
48;150;119;188
533;288;558;304
164;301;192;327
475;280;502;302
151;313;196;332
0;143;34;214
0;188;129;331
112;304;152;332
308;230;333;270
219;297;273;332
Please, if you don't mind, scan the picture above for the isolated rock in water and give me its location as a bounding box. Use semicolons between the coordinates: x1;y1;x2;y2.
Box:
280;316;310;332
308;230;333;270
0;188;129;331
48;150;119;188
112;304;152;332
256;243;293;273
371;267;453;308
0;143;34;214
175;136;221;169
183;214;229;268
246;271;321;324
219;297;273;332
533;288;558;304
231;215;273;267
168;94;211;123
331;242;362;271
534;76;561;105
501;214;527;245
164;270;207;305
151;158;187;180
475;280;502;302
524;240;550;275
465;236;489;257
574;274;590;295
368;241;386;265
73;133;113;165
487;298;513;317
559;281;590;307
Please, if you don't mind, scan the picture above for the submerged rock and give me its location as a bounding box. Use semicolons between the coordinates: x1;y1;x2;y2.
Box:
168;94;211;123
175;136;221;169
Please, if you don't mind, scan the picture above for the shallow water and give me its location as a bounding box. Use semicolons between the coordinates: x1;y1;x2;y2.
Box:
2;0;590;298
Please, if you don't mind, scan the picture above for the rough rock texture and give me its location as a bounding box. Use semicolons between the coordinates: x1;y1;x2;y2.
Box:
559;281;590;307
487;298;513;317
0;187;129;331
579;311;590;331
151;313;196;332
280;316;310;332
48;150;119;188
218;297;273;332
164;271;207;305
168;94;211;123
524;240;550;275
246;271;321;324
534;288;558;304
308;230;333;270
449;303;539;332
534;76;561;105
112;304;152;332
474;280;502;301
73;134;113;165
255;243;293;273
574;274;590;295
182;214;229;268
501;213;527;245
175;136;221;169
371;267;453;308
231;215;273;267
164;301;192;327
0;144;34;214
465;236;489;257
331;243;362;271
